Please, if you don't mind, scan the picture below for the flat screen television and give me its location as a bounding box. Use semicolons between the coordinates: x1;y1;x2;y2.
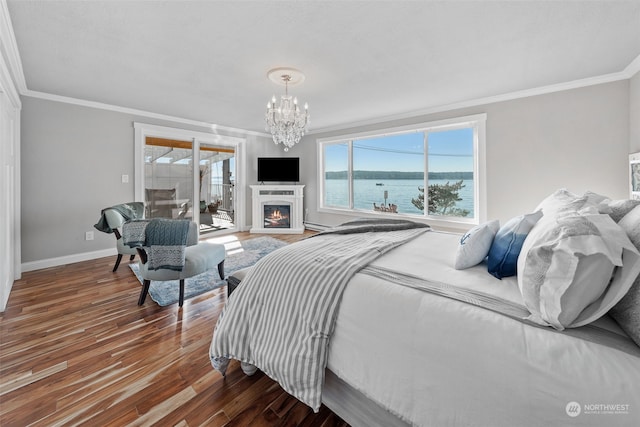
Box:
257;157;300;182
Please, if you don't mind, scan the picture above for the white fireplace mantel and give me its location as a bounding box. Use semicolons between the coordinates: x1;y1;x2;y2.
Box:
250;185;305;234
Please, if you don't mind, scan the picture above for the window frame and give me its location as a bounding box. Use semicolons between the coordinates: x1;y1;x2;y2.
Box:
317;114;486;230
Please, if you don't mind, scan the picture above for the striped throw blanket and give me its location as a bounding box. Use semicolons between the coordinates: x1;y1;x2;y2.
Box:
209;222;429;411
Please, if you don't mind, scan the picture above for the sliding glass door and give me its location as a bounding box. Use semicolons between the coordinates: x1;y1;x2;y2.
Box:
134;122;246;235
141;137;237;234
197;142;235;233
144;137;194;220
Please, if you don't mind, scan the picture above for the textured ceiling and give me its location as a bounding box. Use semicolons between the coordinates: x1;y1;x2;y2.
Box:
6;0;640;134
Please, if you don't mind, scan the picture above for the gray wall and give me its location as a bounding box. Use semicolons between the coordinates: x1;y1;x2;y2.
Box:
20;97;274;266
631;70;640;153
20;78;634;267
301;80;631;229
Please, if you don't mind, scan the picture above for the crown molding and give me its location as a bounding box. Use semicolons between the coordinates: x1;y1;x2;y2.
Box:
623;53;640;78
0;44;19;108
22;89;271;138
308;66;636;136
3;0;638;139
0;0;23;107
0;0;26;93
2;0;270;139
21;62;635;140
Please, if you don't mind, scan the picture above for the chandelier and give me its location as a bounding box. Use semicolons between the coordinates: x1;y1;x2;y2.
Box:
265;68;310;152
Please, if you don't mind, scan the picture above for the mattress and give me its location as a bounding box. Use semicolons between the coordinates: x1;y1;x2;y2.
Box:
326;231;640;426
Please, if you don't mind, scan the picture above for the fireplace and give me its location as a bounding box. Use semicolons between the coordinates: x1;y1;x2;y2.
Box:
250;185;305;234
264;204;291;228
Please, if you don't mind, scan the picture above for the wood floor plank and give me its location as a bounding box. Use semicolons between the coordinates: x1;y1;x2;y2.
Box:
0;360;67;396
1;231;349;426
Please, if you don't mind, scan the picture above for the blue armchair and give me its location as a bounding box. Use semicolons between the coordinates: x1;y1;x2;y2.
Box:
95;202;145;272
124;219;226;307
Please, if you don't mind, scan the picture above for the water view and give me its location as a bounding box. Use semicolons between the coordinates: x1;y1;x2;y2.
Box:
325;178;474;217
322;126;476;218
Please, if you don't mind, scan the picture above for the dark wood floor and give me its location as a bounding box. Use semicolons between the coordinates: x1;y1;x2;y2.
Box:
0;231;350;426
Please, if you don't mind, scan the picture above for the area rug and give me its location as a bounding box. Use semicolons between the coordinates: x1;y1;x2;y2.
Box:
129;236;288;306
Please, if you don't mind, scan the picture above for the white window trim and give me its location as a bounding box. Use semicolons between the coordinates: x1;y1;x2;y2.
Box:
317;114;486;230
133;122;247;232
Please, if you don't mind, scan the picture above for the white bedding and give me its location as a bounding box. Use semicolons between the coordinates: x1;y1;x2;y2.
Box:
327;231;640;426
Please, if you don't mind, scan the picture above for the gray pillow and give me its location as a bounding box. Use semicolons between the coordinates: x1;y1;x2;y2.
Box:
609;205;640;347
606;199;640;223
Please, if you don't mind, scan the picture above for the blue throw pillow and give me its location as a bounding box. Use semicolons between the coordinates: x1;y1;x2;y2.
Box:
487;211;543;279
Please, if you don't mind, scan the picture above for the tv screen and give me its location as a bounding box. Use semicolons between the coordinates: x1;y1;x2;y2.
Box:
257;157;300;182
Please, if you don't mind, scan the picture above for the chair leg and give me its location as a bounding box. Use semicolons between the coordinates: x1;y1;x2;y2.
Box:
129;254;136;261
179;279;185;307
217;260;225;280
112;254;123;272
138;279;151;305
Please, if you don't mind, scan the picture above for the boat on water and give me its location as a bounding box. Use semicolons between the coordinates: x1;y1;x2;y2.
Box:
376;183;384;186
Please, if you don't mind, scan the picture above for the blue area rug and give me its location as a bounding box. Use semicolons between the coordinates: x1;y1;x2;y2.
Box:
129;236;287;306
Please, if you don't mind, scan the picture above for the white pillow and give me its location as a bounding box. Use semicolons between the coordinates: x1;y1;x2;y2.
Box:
535;189;599;219
517;213;640;330
582;190;613;215
454;220;500;270
582;190;610;205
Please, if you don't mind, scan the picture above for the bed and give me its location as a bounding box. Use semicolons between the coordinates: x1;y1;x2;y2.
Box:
210;190;640;427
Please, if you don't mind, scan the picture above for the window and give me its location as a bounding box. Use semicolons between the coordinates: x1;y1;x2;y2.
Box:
323;142;350;209
318;114;486;227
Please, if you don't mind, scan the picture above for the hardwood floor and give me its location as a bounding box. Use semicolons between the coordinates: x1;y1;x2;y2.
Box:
0;231;349;426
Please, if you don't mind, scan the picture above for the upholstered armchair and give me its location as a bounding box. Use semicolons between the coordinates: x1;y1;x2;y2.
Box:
94;202;145;272
123;219;226;307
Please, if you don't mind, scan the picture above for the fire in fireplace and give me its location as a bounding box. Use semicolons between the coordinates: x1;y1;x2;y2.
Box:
264;204;291;228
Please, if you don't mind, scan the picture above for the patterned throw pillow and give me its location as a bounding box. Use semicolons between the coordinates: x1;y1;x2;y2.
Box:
609;205;640;346
605;199;640;223
454;220;500;270
487;211;543;279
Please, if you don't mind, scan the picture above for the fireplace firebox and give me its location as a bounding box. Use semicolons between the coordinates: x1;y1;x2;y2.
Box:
264;205;291;228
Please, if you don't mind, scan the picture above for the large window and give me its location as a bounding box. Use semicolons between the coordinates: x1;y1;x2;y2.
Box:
318;114;486;226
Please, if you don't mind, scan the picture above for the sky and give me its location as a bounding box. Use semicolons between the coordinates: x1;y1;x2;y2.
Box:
325;127;474;173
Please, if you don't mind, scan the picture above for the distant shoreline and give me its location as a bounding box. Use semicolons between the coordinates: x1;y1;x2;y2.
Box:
325;171;473;180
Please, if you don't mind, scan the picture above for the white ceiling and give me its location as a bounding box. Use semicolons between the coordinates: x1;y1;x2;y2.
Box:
6;0;640;134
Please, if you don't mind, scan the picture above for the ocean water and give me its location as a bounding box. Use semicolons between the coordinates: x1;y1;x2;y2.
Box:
324;179;474;217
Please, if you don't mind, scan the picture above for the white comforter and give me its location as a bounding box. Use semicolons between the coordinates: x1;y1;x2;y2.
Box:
327;231;640;426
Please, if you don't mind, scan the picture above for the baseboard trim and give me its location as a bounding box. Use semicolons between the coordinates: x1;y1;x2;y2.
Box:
303;222;330;232
22;248;117;272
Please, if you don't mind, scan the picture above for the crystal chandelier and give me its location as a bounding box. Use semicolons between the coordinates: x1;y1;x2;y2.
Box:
265;68;310;152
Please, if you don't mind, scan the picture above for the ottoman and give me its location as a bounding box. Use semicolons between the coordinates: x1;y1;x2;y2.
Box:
227;266;252;297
